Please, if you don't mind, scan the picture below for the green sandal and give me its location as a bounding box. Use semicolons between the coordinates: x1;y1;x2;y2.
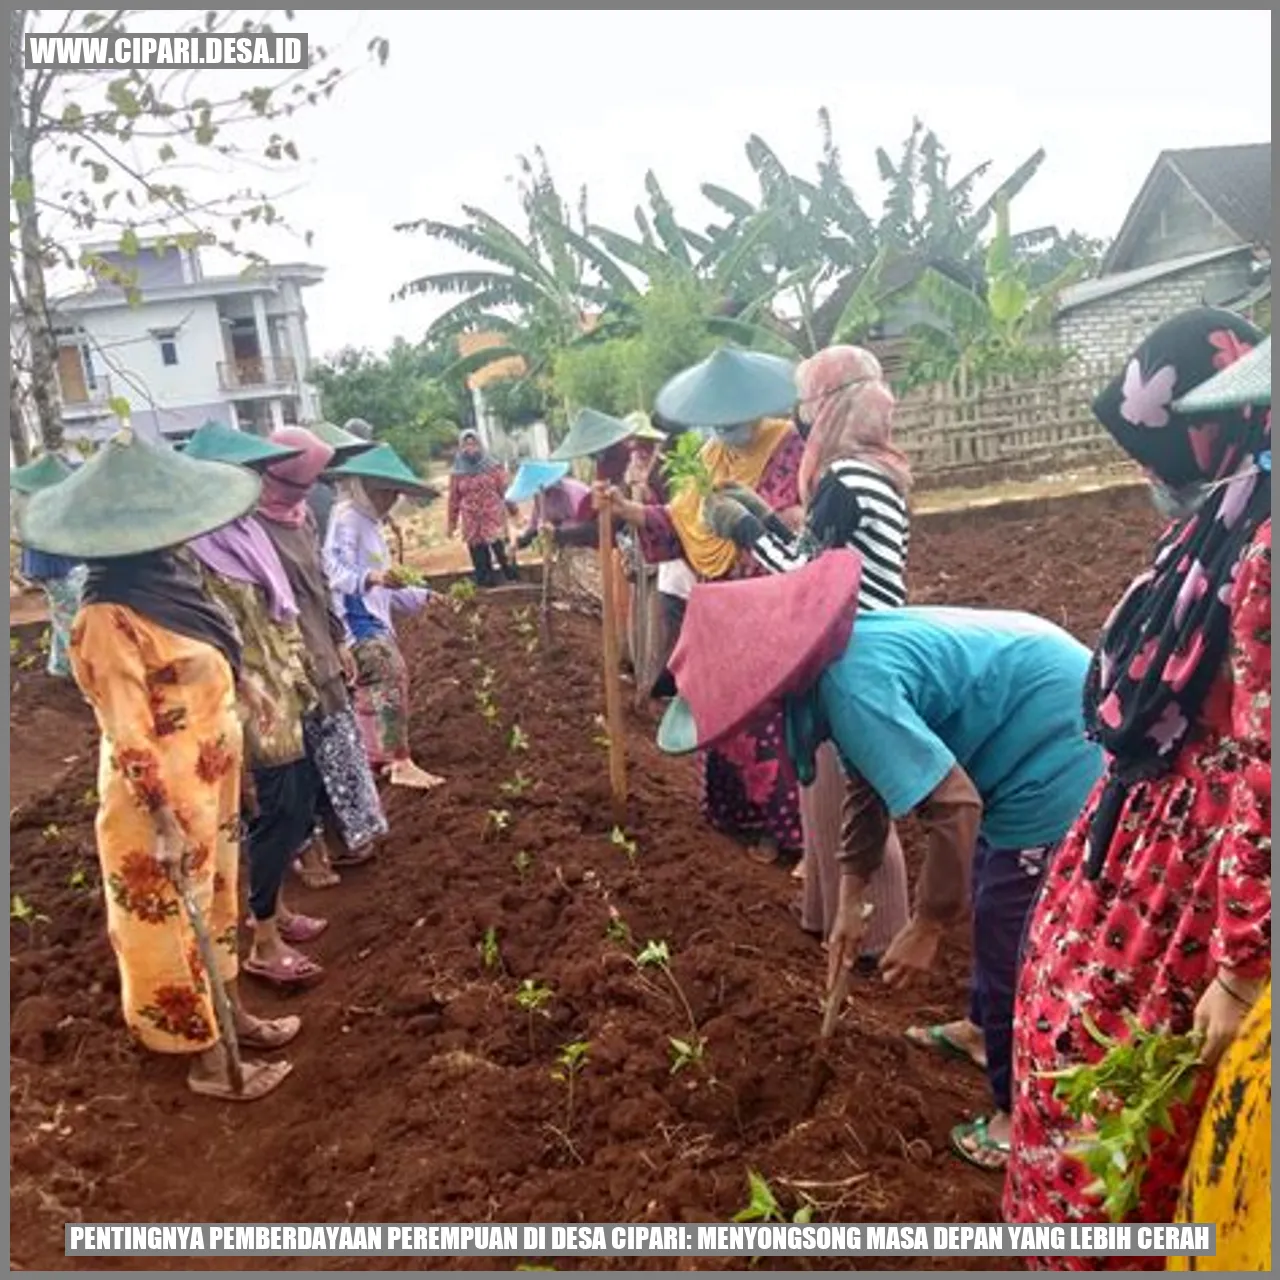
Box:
949;1117;1010;1172
904;1023;986;1069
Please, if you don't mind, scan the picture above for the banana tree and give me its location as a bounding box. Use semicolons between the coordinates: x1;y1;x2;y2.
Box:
904;194;1086;391
395;149;640;388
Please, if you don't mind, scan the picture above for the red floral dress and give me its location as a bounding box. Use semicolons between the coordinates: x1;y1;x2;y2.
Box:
1003;522;1272;1267
447;467;510;546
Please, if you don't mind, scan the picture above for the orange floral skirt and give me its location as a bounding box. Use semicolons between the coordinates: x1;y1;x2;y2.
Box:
94;719;242;1055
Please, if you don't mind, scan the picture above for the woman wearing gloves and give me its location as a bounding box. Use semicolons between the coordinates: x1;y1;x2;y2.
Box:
603;349;808;863
324;444;443;790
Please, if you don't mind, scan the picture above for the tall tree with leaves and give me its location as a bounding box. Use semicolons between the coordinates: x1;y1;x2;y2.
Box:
9;8;389;458
396;149;639;391
901;194;1086;391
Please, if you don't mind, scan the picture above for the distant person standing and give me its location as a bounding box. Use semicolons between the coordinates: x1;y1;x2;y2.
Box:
10;453;86;679
447;429;517;587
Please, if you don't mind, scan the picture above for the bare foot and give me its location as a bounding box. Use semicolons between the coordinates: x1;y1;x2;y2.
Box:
187;1043;293;1101
387;760;446;791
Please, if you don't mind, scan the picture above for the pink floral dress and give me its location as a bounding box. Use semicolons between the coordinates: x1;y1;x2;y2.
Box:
448;467;510;546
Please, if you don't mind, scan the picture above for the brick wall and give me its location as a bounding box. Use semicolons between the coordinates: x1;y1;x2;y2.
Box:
1054;259;1253;368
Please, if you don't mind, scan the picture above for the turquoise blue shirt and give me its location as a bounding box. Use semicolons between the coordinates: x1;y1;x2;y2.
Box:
817;606;1103;849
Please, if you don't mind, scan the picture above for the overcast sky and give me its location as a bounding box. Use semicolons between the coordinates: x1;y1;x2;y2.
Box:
55;9;1276;358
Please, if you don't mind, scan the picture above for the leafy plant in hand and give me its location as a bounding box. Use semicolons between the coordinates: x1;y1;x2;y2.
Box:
1041;1010;1203;1222
661;432;715;498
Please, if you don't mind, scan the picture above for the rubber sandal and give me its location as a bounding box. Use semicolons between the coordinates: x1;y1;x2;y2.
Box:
949;1117;1010;1172
277;914;328;945
237;1014;302;1051
329;845;375;868
188;1059;294;1102
904;1023;986;1069
292;858;341;889
242;949;324;989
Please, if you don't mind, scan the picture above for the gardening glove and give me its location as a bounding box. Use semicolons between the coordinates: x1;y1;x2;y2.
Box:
719;484;794;540
703;494;765;549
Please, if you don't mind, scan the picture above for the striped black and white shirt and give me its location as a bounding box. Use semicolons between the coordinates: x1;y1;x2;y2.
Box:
751;458;909;611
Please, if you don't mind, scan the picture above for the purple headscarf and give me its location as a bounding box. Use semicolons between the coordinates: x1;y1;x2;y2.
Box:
189;516;298;623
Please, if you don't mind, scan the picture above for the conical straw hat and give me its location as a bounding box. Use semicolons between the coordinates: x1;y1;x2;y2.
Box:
20;429;261;559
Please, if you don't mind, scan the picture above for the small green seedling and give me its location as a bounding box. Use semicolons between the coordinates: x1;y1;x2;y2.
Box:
550;1039;591;1129
448;579;477;610
514;978;553;1052
508;724;529;753
484;808;512;841
9;636;19;656
500;772;533;800
41;823;62;843
591;715;611;750
478;926;502;973
478;665;497;691
604;912;632;948
10;894;49;938
668;1036;707;1075
512;608;537;639
610;825;639;869
512;850;534;882
67;867;93;893
732;1169;813;1226
80;786;98;808
635;939;705;1074
480;701;502;726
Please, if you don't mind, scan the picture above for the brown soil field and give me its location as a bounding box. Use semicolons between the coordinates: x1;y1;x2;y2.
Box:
8;485;1160;1271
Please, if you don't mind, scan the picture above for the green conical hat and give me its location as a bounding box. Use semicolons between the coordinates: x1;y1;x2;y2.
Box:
10;453;73;496
327;442;433;495
654;347;798;429
19;429;261;559
624;411;665;443
178;420;302;469
309;420;377;461
550;408;635;461
1174;336;1271;412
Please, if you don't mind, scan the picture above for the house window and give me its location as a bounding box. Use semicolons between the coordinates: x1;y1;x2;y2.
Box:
154;329;179;366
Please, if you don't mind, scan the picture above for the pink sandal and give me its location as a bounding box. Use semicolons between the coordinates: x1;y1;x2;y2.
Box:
278;914;328;945
242;948;324;989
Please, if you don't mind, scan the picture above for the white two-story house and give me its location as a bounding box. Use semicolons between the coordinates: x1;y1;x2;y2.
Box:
36;239;326;442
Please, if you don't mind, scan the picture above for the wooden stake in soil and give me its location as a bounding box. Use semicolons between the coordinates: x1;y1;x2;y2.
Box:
597;502;628;823
538;529;554;650
171;860;244;1094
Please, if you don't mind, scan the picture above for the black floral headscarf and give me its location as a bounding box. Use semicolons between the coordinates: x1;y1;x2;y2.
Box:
1082;307;1269;877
